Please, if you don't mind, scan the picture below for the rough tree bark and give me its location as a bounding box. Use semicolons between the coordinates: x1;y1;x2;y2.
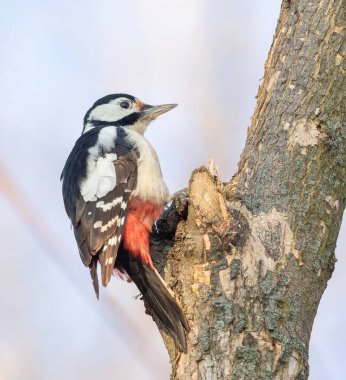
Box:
149;1;345;379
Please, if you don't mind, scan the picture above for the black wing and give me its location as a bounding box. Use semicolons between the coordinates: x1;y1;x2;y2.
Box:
61;128;139;297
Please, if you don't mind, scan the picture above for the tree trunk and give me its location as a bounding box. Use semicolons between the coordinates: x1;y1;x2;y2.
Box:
150;1;345;378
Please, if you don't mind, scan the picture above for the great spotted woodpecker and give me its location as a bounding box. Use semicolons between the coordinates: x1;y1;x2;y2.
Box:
61;94;188;351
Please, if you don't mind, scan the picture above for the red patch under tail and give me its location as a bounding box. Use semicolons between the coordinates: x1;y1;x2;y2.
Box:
122;197;164;267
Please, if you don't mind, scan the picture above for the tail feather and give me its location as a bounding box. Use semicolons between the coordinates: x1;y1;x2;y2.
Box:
117;253;189;352
89;256;99;299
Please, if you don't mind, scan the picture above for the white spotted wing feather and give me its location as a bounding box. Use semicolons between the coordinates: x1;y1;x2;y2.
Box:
73;128;139;295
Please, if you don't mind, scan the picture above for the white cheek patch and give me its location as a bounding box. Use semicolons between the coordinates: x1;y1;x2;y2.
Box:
89;104;132;123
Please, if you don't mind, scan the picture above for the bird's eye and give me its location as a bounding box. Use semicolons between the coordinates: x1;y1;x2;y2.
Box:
120;101;130;109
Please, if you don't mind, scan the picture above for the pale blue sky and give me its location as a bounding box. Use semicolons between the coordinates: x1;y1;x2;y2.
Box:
0;1;344;379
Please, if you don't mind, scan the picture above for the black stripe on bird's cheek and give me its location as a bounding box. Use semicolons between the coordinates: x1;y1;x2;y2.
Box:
89;112;142;127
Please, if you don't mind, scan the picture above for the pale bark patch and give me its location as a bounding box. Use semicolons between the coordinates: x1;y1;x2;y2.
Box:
288;118;325;151
230;202;301;270
335;53;343;65
192;264;211;297
219;266;235;298
189;169;226;225
333;25;344;33
267;70;281;92
203;234;211;251
283;121;290;130
288;352;299;377
325;195;340;211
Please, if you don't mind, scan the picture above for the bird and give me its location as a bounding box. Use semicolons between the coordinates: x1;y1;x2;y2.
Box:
61;93;189;352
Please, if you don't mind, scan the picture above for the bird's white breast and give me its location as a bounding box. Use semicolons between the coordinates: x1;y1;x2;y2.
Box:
125;129;169;204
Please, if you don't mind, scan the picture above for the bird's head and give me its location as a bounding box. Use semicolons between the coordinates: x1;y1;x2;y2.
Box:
83;93;177;135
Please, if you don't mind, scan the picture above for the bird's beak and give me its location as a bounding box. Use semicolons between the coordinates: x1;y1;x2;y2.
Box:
141;103;178;119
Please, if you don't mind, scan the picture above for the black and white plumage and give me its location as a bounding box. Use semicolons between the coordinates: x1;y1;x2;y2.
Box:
62;125;139;293
61;94;189;351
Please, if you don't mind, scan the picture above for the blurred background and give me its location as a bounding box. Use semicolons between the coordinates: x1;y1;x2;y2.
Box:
0;1;344;379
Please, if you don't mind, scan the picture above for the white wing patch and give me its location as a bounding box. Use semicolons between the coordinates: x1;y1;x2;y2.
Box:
97;127;117;149
80;126;118;202
81;154;117;201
